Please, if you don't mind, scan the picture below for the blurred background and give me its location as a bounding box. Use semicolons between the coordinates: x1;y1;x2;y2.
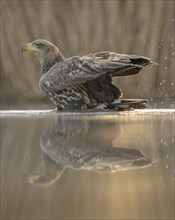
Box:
1;0;174;109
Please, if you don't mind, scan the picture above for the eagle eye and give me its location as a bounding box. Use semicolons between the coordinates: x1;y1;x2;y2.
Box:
36;43;42;48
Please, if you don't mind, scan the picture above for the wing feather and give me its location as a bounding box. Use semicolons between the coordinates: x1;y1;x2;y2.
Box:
39;53;155;92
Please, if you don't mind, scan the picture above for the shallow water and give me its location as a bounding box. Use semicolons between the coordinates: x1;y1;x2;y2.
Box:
1;110;175;219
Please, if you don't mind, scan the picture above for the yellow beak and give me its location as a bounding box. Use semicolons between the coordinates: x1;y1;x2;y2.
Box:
26;174;40;183
21;43;38;52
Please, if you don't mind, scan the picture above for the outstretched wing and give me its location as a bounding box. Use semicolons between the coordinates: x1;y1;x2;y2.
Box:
87;51;156;77
39;52;154;92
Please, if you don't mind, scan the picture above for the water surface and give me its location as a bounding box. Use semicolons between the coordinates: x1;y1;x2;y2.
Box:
1;111;174;219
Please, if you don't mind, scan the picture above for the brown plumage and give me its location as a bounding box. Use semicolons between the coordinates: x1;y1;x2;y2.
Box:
22;39;156;111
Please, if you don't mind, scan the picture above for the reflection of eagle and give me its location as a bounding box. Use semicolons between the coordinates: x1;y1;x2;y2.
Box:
22;39;156;111
26;117;151;186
